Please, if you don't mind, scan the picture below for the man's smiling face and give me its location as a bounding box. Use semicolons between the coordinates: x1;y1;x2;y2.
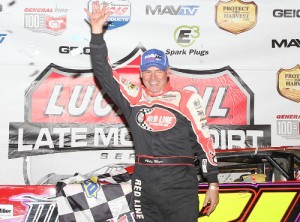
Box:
141;67;169;94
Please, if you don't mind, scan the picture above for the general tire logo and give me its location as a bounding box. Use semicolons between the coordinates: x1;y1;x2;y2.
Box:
24;8;67;35
276;115;300;140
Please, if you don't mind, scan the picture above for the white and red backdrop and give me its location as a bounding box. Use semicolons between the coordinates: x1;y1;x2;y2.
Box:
0;0;299;184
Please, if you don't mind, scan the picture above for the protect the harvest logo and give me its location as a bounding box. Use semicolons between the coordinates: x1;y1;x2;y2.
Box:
277;64;300;103
215;0;257;34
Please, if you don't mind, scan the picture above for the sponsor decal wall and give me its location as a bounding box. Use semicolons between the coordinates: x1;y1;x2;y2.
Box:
0;0;299;185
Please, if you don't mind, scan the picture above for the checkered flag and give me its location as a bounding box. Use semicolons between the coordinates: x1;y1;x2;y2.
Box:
56;169;135;222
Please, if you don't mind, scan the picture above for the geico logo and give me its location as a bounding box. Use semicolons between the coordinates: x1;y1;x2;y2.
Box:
273;9;300;18
59;46;90;54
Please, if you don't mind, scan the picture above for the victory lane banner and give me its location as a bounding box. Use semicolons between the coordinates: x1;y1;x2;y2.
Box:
9;46;271;159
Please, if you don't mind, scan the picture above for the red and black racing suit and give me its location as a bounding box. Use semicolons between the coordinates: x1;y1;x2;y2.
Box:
90;33;219;222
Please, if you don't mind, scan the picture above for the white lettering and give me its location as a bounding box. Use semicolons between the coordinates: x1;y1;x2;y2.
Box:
228;130;245;148
210;129;265;149
209;87;228;117
16;126;133;151
159;116;172;124
48;20;63;28
120;127;133;146
134;179;144;219
18;128;33;151
53;128;70;147
68;85;95;116
71;128;87;147
45;86;122;117
45;85;64;115
94;127;118;146
246;130;264;147
34;128;54;149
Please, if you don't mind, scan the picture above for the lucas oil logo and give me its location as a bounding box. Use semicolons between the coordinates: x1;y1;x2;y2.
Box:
87;0;131;30
7;45;270;159
136;107;177;131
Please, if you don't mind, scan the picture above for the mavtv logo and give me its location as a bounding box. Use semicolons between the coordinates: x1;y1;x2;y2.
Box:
272;39;300;48
0;34;7;43
146;5;199;15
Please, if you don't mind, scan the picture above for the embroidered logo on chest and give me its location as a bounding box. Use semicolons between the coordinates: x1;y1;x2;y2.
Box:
136;107;177;131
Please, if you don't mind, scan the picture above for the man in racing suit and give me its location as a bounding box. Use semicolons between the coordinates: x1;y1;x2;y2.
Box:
85;2;219;221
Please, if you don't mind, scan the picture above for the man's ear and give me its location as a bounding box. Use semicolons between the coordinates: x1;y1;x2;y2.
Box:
166;67;171;77
140;69;143;78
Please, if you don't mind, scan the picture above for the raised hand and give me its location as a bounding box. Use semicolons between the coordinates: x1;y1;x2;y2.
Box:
84;1;111;34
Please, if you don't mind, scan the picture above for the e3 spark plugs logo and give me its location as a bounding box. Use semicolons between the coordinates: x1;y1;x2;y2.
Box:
174;25;200;47
166;25;209;57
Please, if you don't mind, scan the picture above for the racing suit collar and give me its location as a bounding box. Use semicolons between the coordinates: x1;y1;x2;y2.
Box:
143;81;172;97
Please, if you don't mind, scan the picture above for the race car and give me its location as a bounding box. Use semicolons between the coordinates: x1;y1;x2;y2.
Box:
0;146;299;221
198;146;300;222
